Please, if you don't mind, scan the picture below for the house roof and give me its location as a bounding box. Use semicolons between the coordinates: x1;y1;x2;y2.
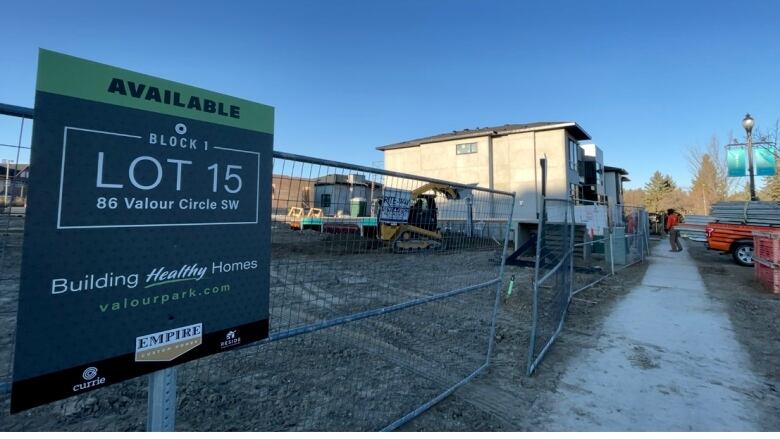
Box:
376;122;591;151
0;163;30;174
604;165;629;175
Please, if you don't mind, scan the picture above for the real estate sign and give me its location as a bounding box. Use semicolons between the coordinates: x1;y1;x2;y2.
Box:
10;50;274;412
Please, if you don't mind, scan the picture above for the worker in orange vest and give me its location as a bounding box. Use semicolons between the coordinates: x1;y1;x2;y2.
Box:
665;208;683;252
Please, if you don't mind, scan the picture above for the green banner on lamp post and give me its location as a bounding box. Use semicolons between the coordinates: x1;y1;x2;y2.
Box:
727;146;747;177
754;145;776;176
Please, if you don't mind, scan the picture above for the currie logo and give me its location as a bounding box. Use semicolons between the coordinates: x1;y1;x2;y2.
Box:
73;366;105;393
220;329;241;349
135;323;203;362
82;367;98;380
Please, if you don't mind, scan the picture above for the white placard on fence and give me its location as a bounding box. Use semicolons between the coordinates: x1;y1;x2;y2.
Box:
574;204;608;237
379;188;412;223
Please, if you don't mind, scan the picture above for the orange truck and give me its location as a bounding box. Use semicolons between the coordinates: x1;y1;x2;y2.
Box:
705;222;779;266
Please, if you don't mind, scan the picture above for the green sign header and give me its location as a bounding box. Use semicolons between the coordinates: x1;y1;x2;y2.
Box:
36;49;274;134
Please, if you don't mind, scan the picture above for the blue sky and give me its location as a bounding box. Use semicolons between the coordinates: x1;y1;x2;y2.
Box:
1;0;779;189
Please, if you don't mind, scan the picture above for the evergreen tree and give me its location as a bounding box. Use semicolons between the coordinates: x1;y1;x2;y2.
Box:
761;163;780;201
643;171;676;212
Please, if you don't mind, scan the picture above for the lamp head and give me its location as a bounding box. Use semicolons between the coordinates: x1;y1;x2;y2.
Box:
742;113;755;132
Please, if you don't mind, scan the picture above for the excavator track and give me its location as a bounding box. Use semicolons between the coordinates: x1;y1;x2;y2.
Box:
391;231;443;253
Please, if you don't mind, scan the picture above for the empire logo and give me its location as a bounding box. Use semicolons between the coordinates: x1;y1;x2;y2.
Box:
219;329;241;349
135;323;203;362
72;366;106;393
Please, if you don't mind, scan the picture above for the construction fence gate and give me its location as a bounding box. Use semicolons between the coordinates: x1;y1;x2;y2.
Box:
0;104;516;431
527;197;649;375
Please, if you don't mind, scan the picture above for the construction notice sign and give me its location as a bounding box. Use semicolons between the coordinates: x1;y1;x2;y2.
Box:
379;188;412;223
10;50;273;412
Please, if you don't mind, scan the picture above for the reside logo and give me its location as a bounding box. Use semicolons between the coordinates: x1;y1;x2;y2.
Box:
220;329;241;349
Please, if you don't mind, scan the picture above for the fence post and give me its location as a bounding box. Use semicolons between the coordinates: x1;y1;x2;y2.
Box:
644;212;651;257
527;197;546;375
466;196;474;237
486;193;516;366
609;232;615;275
147;368;177;432
568;200;575;299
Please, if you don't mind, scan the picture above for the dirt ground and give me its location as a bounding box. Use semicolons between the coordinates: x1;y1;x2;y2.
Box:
400;249;649;430
0;223;517;431
402;237;780;431
4;222;775;431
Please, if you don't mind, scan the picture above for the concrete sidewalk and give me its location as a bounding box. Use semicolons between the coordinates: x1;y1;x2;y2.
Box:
539;245;764;431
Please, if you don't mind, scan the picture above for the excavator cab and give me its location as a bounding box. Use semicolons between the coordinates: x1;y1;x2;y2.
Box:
408;194;438;232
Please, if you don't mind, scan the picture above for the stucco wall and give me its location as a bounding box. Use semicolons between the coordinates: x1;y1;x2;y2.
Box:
383;128;573;223
384;135;490;185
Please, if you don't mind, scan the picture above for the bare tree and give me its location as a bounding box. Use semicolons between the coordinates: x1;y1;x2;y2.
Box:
689;153;727;214
686;134;734;200
623;188;645;207
758;119;780;200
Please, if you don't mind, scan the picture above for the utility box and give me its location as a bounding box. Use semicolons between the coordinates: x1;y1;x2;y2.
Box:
350;197;367;217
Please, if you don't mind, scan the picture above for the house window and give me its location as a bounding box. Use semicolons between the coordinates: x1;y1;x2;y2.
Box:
595;163;603;186
456;142;478;155
320;193;331;208
570;184;583;201
568;139;579;170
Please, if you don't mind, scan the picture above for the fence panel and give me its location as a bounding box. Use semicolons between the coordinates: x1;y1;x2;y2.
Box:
527;198;573;375
527;198;649;375
0;105;515;431
0;110;31;396
613;205;649;272
570;199;613;296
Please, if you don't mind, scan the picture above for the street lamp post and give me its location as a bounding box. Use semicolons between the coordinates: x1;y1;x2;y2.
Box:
742;113;757;201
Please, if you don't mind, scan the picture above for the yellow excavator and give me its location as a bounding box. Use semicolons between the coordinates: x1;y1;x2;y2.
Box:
379;183;460;252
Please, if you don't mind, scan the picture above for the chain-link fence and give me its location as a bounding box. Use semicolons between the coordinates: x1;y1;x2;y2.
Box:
527;197;648;375
0;105;515;430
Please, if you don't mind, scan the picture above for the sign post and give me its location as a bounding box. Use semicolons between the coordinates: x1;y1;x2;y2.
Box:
147;368;177;431
10;49;274;415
